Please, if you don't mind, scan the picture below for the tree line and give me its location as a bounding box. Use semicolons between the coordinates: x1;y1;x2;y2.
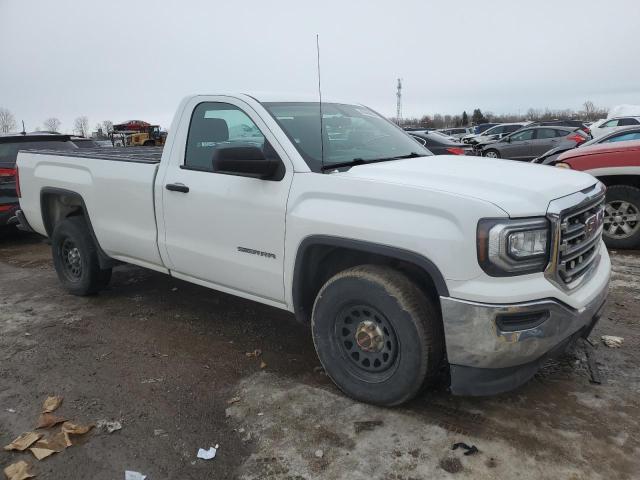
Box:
0;107;114;138
393;101;609;129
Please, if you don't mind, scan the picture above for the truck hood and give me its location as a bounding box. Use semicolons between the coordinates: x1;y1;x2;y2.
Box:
340;155;597;217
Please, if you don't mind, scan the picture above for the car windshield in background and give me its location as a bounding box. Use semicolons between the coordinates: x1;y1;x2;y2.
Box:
0;140;77;165
263;102;431;171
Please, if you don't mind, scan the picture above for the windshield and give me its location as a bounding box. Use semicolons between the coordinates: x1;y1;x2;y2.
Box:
263;102;431;171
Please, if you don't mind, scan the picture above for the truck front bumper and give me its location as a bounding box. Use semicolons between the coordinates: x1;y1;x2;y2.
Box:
441;274;610;396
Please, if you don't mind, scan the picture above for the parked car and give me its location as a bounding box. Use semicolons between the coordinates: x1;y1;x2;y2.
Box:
481;126;588;160
70;137;102;149
472;123;498;135
16;93;610;405
438;127;474;140
465;123;527;146
533;126;640;165
409;131;474;155
590;116;640;138
529;119;591;135
555;140;640;248
0;133;77;231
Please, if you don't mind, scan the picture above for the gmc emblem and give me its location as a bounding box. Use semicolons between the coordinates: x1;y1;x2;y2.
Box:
584;209;604;236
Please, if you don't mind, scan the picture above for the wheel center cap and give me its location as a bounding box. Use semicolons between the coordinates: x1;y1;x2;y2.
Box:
614;215;623;223
355;321;384;353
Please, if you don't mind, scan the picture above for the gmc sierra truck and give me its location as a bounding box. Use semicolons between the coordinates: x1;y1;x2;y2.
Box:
16;94;610;406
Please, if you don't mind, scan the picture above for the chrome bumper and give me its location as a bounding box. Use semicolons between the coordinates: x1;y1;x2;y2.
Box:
441;275;609;395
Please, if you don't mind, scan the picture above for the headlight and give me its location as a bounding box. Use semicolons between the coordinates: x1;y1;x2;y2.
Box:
555;162;571;169
477;218;550;276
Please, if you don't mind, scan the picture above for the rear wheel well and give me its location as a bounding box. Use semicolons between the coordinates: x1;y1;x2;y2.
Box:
40;189;116;269
292;240;447;325
597;175;640;189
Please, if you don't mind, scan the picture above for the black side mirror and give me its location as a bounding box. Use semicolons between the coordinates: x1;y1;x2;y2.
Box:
212;145;280;180
503;136;511;143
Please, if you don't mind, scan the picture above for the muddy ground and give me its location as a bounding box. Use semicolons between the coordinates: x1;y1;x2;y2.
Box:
0;231;639;480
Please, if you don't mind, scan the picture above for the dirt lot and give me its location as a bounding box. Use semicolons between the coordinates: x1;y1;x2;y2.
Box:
1;231;639;480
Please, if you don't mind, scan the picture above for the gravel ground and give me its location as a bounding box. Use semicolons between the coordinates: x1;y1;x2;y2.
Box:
0;231;639;479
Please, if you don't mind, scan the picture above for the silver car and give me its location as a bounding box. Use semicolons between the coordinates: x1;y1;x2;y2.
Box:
480;126;589;161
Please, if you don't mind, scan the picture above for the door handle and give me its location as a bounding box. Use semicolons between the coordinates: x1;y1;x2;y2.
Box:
166;183;189;193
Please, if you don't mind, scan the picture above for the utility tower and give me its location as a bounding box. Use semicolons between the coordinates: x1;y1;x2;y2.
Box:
396;78;402;125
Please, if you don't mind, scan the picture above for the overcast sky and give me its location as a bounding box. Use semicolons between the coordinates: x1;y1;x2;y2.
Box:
1;0;639;133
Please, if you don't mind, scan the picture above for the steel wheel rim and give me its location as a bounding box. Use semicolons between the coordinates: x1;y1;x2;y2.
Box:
61;239;82;280
604;200;640;239
336;304;399;376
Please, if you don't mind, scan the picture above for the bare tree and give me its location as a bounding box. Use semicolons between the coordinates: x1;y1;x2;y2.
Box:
102;120;114;135
43;117;61;132
0;108;17;133
74;116;89;137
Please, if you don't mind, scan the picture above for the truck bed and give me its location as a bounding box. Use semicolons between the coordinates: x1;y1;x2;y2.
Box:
22;146;163;164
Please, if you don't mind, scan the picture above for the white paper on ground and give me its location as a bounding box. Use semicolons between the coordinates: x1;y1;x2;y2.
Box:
125;471;147;480
197;444;219;460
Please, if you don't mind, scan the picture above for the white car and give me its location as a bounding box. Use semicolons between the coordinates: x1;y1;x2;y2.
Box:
15;93;610;406
590;116;640;138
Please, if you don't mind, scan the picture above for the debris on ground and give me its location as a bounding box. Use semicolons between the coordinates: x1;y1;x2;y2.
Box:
153;429;167;437
260;360;267;369
314;449;324;458
36;413;67;429
96;420;123;434
41;396;63;413
439;456;463;474
313;366;326;375
141;377;163;384
29;445;57;460
4;432;43;452
6;408;16;413
452;442;479;456
246;349;262;358
353;420;383;434
124;471;147;480
227;396;241;405
197;444;219;460
3;460;34;480
32;432;67;454
601;335;624;348
61;421;94;446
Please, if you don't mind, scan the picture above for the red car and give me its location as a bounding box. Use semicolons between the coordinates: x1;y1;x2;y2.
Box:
556;140;640;249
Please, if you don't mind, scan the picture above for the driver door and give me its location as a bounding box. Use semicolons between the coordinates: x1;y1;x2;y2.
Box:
158;97;293;304
501;128;535;159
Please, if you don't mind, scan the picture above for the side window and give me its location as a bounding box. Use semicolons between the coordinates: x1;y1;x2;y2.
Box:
536;128;557;139
601;119;619;128
618;118;639;126
605;132;640;143
510;129;534;142
185;102;265;171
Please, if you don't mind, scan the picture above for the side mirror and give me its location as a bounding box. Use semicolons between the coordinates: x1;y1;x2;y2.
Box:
212;145;280;180
503;136;511;143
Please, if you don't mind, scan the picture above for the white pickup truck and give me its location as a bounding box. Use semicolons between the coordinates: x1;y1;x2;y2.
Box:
16;94;610;406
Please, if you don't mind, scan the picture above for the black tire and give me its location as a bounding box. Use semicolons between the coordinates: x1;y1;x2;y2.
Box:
311;265;444;406
483;149;500;158
603;185;640;249
143;140;155;146
51;216;112;295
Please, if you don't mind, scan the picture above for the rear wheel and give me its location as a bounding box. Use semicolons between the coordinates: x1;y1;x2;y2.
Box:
484;149;500;158
311;265;444;406
51;216;112;295
603;185;640;249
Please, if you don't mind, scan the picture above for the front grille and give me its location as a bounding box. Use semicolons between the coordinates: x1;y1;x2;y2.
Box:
556;193;605;285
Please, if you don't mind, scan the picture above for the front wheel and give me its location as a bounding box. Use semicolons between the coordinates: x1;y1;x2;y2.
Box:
51;216;112;295
311;265;444;406
603;185;640;249
483;149;500;158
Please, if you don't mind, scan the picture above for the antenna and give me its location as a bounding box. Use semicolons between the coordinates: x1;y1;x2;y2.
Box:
316;34;325;171
396;78;403;126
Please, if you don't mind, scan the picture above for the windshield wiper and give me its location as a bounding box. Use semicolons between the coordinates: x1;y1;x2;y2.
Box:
321;152;424;171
